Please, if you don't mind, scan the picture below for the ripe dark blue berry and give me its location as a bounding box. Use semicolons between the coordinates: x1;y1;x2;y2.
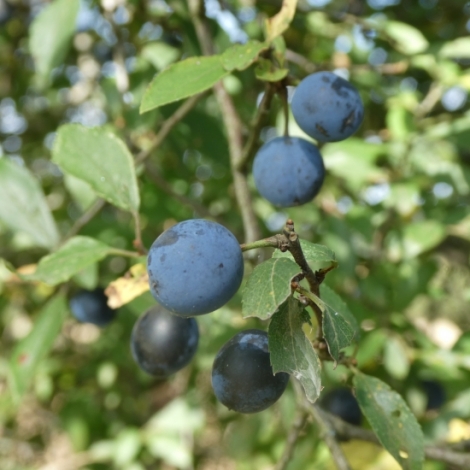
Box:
291;71;364;142
131;305;199;377
69;288;116;327
253;136;325;207
147;219;244;317
212;329;289;413
421;379;446;411
320;388;362;426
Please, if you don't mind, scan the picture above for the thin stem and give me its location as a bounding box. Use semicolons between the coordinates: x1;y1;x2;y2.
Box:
132;211;147;254
240;236;281;252
145;162;214;218
279;84;290;137
316;408;470;469
274;409;308;470
283;219;320;295
107;248;141;258
293;380;351;470
64;199;106;240
237;84;276;172
135;93;206;165
187;0;262;245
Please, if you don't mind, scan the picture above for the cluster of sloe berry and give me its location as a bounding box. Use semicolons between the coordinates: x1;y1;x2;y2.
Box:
68;71;364;414
253;71;363;207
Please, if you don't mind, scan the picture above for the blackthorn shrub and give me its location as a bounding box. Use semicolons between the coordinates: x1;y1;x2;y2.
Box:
291;71;364;142
253;136;325;207
212;329;289;413
69;288;116;327
131;305;199;377
147;219;244;317
319;388;362;426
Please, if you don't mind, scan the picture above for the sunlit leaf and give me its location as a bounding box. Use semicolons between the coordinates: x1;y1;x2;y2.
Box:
221;41;269;71
140;56;227;112
29;0;80;86
53;124;140;212
31;236;112;286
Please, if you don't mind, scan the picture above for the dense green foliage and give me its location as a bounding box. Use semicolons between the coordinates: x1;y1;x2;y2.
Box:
1;0;470;469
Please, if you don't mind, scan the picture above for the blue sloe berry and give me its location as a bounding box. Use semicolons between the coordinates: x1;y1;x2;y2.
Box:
147;219;244;317
320;387;362;425
131;305;199;377
69;288;116;327
291;71;364;142
212;329;290;413
253;136;325;207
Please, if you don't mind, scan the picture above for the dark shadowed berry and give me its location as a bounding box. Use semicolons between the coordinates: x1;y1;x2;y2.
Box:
131;305;199;377
212;329;289;413
69;288;116;327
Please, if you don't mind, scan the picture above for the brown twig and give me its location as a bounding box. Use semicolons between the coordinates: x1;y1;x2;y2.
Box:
135;93;206;166
131;210;147;254
237;83;276;172
293;380;351;470
64;198;106;240
308;404;470;469
283;219;319;295
274;409;309;470
145;162;214;218
187;0;262;245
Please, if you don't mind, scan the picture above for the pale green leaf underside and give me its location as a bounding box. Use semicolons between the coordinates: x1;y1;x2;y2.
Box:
32;236;112;286
269;297;322;403
9;294;68;398
318;284;359;362
354;373;425;470
0;159;59;250
52;124;140;212
29;0;80;85
242;258;300;320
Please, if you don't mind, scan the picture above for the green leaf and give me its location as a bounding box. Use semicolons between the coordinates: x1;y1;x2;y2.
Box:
265;0;299;42
29;0;80;86
242;258;300;320
52;124;140;212
272;239;337;272
269;297;322;403
141;42;180;70
0;158;59;250
31;236;112;286
254;59;289;82
221;41;269;72
383;21;429;55
354;373;425;470
383;335;410;380
440;38;470;59
9;294;68;399
140;56;228;112
318;284;359;363
402;221;446;258
322;138;387;191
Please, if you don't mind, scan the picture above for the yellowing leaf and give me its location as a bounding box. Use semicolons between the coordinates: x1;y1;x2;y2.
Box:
105;263;149;309
265;0;298;43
